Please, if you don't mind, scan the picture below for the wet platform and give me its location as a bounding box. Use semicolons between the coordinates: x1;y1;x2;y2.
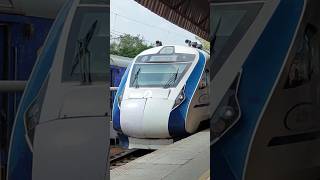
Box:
110;130;210;180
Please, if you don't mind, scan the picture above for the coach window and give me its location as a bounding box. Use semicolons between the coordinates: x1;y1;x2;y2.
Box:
285;24;319;89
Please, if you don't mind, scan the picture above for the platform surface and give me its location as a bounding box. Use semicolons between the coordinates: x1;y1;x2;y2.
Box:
110;130;210;180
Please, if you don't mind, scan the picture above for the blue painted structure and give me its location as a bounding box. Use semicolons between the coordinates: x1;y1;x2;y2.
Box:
110;65;126;107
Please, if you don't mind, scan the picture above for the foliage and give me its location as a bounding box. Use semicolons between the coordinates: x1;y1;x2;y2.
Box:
195;36;210;52
110;34;153;58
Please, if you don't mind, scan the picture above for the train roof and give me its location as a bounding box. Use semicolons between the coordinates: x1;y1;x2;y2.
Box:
110;54;133;68
137;45;210;62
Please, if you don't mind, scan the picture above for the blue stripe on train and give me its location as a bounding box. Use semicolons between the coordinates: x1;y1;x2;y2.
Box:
112;65;130;132
117;133;129;148
7;1;73;180
168;52;206;137
212;0;304;179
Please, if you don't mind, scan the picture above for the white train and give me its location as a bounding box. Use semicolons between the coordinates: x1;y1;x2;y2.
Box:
210;0;320;180
7;0;109;180
112;45;212;149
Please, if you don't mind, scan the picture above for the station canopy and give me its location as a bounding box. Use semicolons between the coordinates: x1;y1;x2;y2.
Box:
0;0;108;19
4;0;210;40
135;0;210;41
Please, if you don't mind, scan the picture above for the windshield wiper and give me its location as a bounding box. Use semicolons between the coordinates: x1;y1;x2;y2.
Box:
211;17;222;55
70;20;98;83
163;68;179;89
132;68;141;88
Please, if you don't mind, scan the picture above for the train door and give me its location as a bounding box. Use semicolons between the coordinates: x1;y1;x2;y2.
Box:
197;66;211;117
186;63;211;133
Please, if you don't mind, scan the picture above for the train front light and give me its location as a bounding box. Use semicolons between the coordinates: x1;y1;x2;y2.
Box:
173;87;185;109
25;100;41;149
117;93;123;107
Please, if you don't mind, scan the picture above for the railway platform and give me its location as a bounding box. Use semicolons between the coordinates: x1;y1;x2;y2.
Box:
111;130;209;180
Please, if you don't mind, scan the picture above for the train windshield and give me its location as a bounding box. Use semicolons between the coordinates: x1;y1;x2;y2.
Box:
62;6;109;82
130;53;195;88
211;3;262;77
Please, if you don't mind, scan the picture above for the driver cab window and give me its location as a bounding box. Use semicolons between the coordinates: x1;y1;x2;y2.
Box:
62;6;109;82
210;3;262;79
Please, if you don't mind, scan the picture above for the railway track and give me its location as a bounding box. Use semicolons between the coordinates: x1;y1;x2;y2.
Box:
110;148;153;170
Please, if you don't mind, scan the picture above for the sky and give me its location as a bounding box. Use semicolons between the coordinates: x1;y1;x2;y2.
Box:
110;0;198;46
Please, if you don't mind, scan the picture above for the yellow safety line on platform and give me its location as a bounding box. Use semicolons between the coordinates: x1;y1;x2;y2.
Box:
198;169;210;180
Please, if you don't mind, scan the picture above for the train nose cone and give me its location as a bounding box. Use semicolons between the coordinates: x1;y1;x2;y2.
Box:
120;99;146;138
120;98;174;138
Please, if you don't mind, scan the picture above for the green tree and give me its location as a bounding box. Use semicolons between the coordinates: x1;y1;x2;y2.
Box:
195;36;210;52
111;34;153;58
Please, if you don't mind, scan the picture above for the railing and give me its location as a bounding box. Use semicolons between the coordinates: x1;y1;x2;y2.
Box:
0;80;118;92
0;80;26;92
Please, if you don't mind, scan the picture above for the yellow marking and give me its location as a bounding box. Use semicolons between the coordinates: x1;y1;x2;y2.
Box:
198;169;210;180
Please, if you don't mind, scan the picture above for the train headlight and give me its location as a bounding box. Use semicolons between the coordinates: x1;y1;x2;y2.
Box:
220;106;235;120
24;77;48;151
173;87;185;109
117;94;123;107
117;86;126;108
25;100;41;149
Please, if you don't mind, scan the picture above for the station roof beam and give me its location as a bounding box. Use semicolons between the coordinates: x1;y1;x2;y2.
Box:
135;0;210;41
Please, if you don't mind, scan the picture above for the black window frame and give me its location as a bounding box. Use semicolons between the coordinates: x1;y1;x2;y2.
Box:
210;2;263;79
